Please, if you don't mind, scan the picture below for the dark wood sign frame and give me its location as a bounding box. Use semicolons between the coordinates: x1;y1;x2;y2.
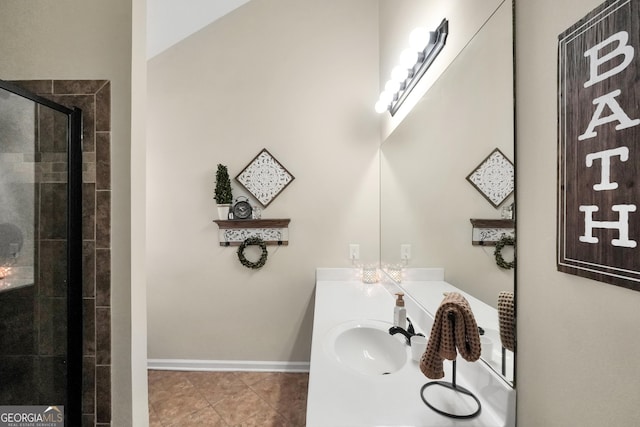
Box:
557;0;640;291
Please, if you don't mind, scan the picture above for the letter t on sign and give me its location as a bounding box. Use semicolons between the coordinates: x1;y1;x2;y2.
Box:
585;146;629;190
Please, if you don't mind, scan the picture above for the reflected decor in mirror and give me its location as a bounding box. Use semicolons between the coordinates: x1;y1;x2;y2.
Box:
466;148;515;209
379;0;515;386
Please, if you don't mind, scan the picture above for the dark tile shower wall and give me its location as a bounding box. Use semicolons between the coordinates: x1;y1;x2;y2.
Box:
0;286;38;404
13;80;112;427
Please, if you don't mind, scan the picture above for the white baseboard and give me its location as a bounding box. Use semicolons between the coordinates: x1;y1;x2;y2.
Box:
147;359;310;373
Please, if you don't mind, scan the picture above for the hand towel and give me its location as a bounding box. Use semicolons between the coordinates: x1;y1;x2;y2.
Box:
498;291;515;352
420;292;481;379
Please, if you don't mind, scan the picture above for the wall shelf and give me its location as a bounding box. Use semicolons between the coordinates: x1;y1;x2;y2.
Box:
469;219;514;246
213;219;290;246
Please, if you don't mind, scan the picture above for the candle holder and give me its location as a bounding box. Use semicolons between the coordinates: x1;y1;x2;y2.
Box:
386;264;403;283
361;264;380;283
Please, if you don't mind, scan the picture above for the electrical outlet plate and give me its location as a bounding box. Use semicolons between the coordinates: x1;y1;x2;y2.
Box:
349;244;360;261
401;244;411;260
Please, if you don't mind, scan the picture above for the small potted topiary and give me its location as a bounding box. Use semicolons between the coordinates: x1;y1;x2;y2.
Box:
214;164;233;219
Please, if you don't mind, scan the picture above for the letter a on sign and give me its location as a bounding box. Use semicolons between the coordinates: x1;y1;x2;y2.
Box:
558;0;640;291
578;89;640;140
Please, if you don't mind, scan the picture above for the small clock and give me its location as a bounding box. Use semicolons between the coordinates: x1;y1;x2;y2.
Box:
232;197;253;220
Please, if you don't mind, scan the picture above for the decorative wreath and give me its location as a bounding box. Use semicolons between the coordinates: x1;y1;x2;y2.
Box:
237;237;268;269
494;235;515;270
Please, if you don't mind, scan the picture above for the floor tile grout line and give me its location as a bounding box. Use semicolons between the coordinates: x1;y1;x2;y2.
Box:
245;380;293;424
149;373;215;427
199;372;265;426
248;373;304;426
188;372;248;426
249;373;309;426
183;375;235;426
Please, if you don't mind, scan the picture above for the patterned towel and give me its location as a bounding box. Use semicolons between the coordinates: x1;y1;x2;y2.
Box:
498;291;515;352
420;292;481;379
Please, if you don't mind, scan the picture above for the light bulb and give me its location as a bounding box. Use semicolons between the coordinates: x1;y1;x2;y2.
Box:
375;99;389;114
379;90;393;104
409;28;430;52
400;48;419;69
391;65;409;84
385;79;400;94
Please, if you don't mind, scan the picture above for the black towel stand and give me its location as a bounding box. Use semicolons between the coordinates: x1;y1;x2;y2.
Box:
420;312;482;419
502;346;507;376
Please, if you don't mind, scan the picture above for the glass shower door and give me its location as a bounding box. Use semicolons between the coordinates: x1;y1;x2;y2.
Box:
0;81;82;426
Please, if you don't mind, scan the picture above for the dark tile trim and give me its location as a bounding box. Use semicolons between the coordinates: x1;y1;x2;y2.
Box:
12;80;112;427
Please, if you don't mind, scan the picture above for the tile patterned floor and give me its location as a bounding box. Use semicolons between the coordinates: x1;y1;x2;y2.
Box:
148;370;309;427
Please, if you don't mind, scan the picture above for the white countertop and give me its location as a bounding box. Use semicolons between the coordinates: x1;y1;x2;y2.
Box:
306;268;514;427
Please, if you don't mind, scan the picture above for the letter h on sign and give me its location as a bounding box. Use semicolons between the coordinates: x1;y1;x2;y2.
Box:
579;205;637;248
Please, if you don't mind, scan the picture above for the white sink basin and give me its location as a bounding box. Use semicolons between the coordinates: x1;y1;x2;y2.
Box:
324;319;408;376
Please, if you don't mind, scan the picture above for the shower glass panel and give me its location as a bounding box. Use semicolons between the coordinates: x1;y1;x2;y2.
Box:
0;81;82;426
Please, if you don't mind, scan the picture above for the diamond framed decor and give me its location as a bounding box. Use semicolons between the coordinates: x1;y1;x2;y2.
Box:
466;148;514;208
235;148;295;207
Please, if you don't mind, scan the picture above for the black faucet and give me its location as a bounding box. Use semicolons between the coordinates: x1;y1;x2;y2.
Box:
389;317;425;345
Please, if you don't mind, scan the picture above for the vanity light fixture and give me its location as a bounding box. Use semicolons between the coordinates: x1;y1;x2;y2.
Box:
375;18;449;116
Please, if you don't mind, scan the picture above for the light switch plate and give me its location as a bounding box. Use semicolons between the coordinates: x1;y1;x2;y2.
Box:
401;244;411;261
349;244;360;261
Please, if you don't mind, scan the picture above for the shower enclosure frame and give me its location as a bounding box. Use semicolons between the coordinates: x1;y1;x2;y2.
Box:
0;79;83;426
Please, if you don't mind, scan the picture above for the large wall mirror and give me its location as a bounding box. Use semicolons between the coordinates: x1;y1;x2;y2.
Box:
379;1;515;386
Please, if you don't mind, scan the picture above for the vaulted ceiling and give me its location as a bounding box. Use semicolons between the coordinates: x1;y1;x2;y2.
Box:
147;0;251;59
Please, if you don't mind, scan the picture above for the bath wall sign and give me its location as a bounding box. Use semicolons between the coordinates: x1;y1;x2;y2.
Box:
235;148;295;207
557;0;640;291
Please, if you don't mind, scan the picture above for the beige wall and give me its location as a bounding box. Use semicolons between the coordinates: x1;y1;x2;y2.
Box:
146;0;380;362
0;1;136;425
517;0;640;425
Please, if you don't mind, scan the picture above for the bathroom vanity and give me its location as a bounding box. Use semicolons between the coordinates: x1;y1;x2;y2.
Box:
306;268;515;427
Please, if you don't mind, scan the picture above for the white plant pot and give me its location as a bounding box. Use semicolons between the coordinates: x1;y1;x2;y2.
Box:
217;204;231;220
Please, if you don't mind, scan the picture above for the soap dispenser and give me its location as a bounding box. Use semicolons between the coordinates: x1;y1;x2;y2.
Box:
394;292;407;329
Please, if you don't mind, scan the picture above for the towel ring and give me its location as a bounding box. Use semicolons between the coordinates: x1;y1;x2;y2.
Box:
420;369;482;419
